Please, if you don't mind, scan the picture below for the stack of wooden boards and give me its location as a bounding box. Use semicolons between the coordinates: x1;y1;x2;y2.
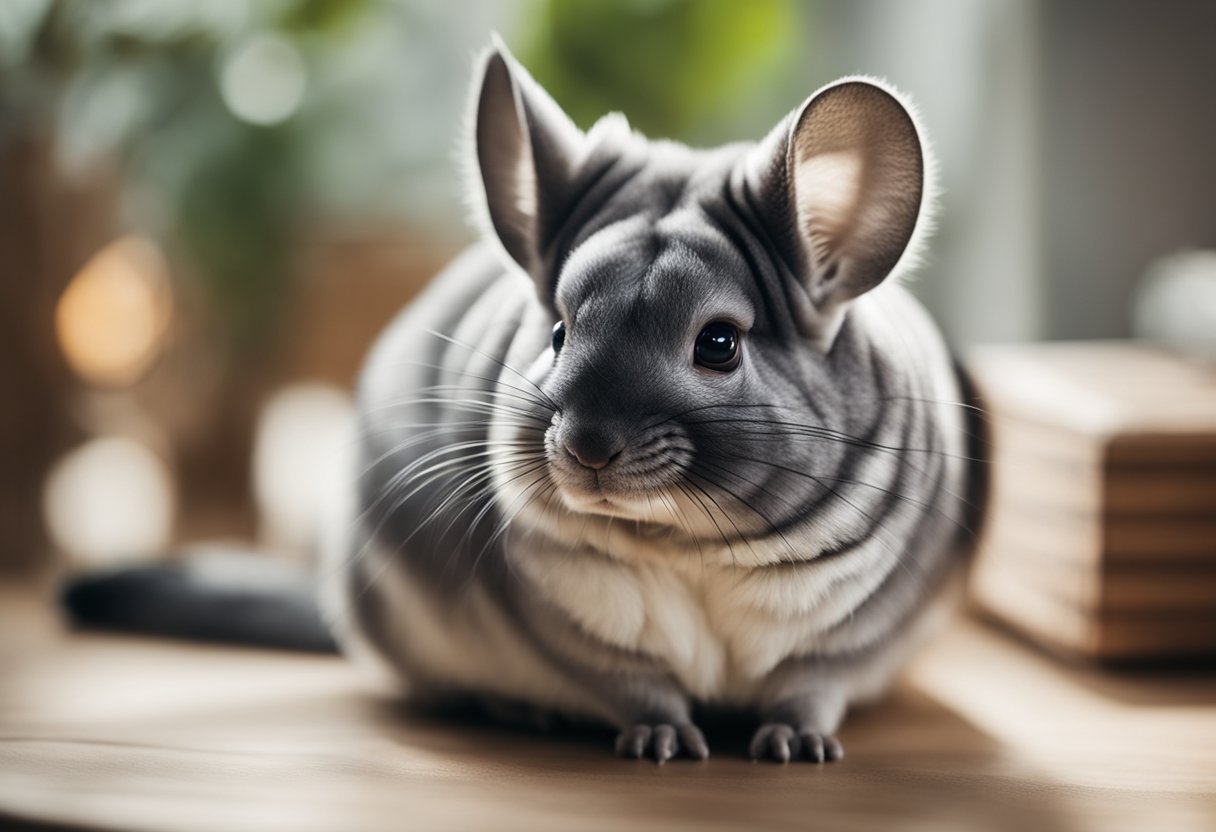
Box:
966;342;1216;661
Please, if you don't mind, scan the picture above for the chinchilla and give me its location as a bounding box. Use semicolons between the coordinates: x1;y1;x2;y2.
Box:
65;36;986;764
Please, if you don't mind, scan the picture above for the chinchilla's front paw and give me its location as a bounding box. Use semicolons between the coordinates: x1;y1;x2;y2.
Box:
749;723;844;763
614;722;709;763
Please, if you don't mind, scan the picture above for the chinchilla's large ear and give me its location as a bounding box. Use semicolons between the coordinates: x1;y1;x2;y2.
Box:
468;35;585;299
747;78;930;349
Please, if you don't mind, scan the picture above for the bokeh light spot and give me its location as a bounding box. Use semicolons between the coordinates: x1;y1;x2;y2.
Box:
252;383;353;557
55;235;172;388
44;436;175;566
220;34;307;126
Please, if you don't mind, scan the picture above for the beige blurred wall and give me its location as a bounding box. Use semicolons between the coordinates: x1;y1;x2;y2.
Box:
812;0;1216;345
1039;0;1216;340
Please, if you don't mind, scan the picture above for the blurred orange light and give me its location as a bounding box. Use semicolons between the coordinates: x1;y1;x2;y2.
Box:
55;235;172;387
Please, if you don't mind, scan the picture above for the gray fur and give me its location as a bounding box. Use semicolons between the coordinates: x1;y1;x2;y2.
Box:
322;40;983;764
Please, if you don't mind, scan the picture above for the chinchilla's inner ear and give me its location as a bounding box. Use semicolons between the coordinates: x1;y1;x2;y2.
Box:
471;36;584;299
749;79;927;348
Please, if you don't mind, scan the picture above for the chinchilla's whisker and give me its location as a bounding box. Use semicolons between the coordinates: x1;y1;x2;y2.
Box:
677;481;726;573
404;384;554;416
437;458;551;587
424;329;560;412
423;457;532;549
680;395;988;460
465;471;554;581
388;447;541;507
502;481;561;584
686;459;805;563
348;419;540;460
356;431;539;480
536;490;595;588
429;451;549;547
674;479;739;571
684;417;984;464
877;394;995;450
327;449;489;599
712;448;907;564
666;401;785;422
404;381;550;401
354;420;543;449
708;450;975;540
455;458;552;562
383;363;559;412
353;442;541;540
687;408;981;521
682;474;767;567
363;389;551;421
367;439;534;499
654;487;691;547
389;396;552;423
354;454;549;600
879;395;990;416
330;442;549;622
362;384;554;417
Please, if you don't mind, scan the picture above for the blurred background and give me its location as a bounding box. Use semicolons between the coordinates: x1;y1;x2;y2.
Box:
3;0;1216;578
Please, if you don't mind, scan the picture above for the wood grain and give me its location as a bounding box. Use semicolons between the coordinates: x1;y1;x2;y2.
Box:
1;584;1214;832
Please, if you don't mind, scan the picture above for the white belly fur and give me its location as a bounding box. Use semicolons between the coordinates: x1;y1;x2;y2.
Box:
343;540;960;716
513;544;926;704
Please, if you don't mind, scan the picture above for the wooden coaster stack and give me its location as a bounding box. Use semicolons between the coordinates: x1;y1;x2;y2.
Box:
966;342;1216;661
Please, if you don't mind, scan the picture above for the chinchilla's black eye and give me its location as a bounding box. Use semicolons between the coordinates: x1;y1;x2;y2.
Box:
551;321;566;354
694;321;740;371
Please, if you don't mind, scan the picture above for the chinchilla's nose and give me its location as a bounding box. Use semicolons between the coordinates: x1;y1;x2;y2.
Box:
562;429;622;470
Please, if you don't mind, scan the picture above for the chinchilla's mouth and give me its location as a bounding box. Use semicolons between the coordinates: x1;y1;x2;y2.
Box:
555;480;652;518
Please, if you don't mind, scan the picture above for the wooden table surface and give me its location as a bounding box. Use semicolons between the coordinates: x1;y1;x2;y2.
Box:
1;583;1214;832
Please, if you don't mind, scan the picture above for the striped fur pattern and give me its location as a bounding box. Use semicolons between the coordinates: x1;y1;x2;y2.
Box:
321;40;981;764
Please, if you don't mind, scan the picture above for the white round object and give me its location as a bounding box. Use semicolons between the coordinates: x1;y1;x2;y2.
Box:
1134;250;1216;362
219;33;307;126
43;436;175;566
252;383;354;557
